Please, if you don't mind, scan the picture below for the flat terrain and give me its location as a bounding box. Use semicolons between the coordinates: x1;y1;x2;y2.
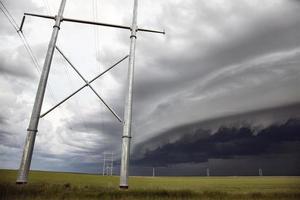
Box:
0;169;299;199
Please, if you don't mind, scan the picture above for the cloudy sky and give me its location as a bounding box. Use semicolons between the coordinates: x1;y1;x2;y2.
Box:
0;0;300;175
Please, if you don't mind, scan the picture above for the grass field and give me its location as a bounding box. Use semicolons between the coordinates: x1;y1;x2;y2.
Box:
0;169;299;199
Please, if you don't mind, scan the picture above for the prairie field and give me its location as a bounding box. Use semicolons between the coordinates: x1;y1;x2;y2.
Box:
0;169;299;200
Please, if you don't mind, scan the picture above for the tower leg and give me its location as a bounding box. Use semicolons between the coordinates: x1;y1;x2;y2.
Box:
16;0;67;184
119;0;138;190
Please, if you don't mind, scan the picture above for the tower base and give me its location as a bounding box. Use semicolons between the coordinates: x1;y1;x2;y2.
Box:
16;181;27;185
119;185;129;189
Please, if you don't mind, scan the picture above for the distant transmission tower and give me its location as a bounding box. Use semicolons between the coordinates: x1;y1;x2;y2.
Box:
259;168;263;176
206;168;210;177
152;167;155;177
102;152;114;176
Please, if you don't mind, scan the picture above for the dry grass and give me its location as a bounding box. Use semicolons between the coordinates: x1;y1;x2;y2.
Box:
0;170;299;199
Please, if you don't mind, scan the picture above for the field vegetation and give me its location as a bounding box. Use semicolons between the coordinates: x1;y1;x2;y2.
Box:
0;169;299;199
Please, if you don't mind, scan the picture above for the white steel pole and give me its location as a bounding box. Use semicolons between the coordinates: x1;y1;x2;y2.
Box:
152;168;155;177
119;0;138;189
103;154;105;176
111;152;114;176
206;168;210;177
16;0;67;184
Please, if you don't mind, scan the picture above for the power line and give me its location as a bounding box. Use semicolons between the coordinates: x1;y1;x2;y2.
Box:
42;0;52;15
0;1;18;28
0;1;60;112
0;2;40;73
41;0;88;130
92;0;104;133
93;0;101;72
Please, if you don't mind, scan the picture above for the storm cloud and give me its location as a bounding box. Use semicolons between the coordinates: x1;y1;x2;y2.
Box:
133;119;300;166
0;0;300;174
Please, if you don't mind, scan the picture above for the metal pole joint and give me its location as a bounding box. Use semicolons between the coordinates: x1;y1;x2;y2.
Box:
26;128;38;132
53;15;62;29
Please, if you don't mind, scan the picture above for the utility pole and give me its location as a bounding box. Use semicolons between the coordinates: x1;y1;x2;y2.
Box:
152;167;155;177
119;0;138;189
102;153;106;176
206;168;210;177
16;0;67;184
111;152;114;176
259;168;263;176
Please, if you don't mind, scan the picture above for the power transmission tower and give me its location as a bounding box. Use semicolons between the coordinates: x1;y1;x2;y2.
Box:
152;167;155;177
15;0;164;186
206;168;210;177
102;152;114;176
259;168;263;176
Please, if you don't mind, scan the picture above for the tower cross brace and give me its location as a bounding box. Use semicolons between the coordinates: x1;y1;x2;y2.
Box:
16;0;164;190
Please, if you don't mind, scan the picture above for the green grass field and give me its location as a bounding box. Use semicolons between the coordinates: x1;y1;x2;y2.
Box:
0;169;299;199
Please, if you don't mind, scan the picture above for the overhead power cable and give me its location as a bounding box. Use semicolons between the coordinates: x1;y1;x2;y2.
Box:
41;0;88;130
0;1;61;107
0;1;40;73
93;0;101;72
42;0;52;15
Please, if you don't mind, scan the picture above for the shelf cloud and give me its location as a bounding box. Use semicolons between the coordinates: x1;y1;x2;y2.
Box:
0;0;299;174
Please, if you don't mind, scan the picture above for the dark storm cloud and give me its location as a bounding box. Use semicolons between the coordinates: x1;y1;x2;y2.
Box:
133;119;300;166
132;104;300;165
135;103;300;152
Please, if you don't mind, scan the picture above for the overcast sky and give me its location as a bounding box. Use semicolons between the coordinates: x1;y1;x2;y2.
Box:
0;0;300;174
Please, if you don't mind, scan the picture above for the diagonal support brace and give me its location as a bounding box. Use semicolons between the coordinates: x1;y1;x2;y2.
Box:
55;46;122;122
40;55;128;119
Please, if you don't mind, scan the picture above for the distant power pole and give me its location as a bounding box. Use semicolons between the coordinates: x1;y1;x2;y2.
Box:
259;168;263;176
152;168;155;177
206;168;210;177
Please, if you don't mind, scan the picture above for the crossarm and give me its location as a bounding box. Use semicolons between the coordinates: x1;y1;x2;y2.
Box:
23;13;165;35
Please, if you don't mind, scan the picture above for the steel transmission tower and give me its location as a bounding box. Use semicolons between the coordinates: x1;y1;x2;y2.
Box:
259;168;263;176
15;0;164;187
102;152;114;176
206;168;210;177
